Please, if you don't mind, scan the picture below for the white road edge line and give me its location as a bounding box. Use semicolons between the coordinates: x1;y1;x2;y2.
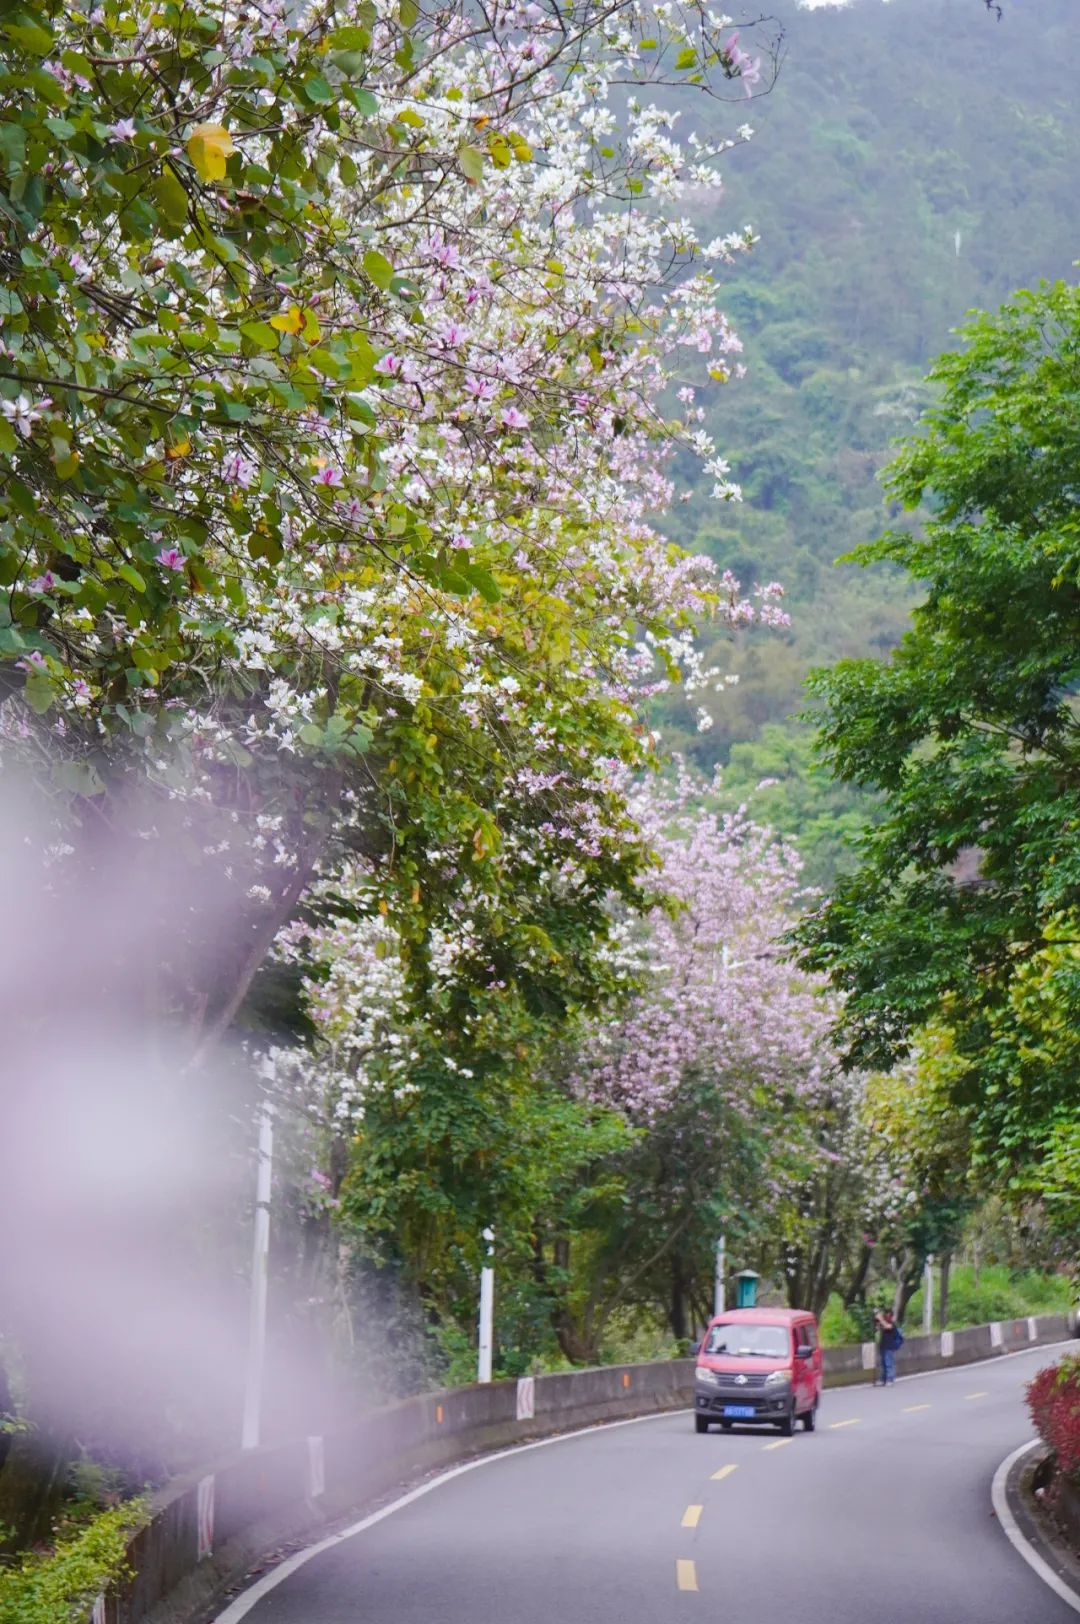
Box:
210;1408;679;1623
991;1438;1080;1617
212;1338;1080;1623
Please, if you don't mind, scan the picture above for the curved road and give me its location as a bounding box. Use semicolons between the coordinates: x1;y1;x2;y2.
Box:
228;1342;1076;1624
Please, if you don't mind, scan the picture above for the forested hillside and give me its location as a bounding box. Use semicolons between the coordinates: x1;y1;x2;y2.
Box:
661;0;1080;878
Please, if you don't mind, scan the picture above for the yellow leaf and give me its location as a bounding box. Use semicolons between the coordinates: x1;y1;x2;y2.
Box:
378;898;389;915
165;436;191;460
186;122;235;183
270;305;305;335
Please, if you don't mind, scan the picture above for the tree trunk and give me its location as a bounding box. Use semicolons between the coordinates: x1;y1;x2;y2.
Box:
939;1252;952;1332
0;1431;72;1555
843;1241;873;1310
669;1253;688;1343
892;1249;923;1325
0;1360;12;1476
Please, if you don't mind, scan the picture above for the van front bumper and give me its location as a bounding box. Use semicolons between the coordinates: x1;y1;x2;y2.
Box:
694;1390;793;1421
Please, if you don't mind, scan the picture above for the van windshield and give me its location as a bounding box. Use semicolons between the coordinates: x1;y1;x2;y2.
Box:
704;1323;789;1359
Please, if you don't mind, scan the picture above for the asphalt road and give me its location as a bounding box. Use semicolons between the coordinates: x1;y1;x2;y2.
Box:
235;1342;1076;1624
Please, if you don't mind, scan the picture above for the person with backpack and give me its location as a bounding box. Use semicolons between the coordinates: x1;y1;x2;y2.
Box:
874;1307;904;1385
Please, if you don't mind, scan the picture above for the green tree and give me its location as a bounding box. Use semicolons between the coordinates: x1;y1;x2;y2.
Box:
796;279;1080;1189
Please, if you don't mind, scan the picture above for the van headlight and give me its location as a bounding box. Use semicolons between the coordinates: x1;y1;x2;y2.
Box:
695;1368;720;1386
764;1371;791;1388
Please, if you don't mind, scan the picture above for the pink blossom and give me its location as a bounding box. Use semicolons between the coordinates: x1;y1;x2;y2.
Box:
464;373;497;402
313;465;344;488
222;451;258;489
374;354;403;376
109;117;137;142
425;233;460;270
27;572;57;593
155;548;185;572
501;406;529;430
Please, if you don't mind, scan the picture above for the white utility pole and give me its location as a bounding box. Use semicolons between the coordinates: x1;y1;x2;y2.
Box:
922;1254;934;1336
714;1234;726;1317
241;1103;274;1450
477;1226;495;1383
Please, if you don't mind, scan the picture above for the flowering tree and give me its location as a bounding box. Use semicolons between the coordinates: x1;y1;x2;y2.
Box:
552;771;839;1342
0;0;799;1561
0;0;783;1055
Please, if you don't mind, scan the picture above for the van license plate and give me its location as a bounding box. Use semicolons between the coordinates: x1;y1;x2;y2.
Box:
723;1405;755;1418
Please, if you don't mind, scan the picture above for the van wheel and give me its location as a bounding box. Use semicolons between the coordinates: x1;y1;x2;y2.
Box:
802;1402;817;1433
778;1407;795;1437
695;1415;710;1434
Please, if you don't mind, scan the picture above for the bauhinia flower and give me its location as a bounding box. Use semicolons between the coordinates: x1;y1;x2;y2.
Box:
155;547;185;571
1;395;50;439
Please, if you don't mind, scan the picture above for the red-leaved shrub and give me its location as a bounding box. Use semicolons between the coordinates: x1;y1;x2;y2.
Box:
1027;1356;1080;1480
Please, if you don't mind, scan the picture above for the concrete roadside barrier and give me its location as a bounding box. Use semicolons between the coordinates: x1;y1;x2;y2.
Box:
88;1309;1078;1624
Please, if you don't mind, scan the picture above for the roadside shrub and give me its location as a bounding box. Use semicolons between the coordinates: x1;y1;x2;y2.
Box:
1026;1356;1080;1481
0;1500;145;1624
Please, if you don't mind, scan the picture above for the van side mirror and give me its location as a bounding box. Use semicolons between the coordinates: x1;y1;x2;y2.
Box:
795;1345;812;1360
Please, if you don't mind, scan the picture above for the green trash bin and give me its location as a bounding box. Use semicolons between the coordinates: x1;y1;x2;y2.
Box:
734;1269;760;1309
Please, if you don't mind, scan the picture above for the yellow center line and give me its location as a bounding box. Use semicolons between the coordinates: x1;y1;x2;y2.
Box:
966;1391;989;1400
710;1463;738;1482
828;1418;861;1429
676;1559;699;1592
903;1403;931;1413
682;1504;703;1529
762;1437;793;1450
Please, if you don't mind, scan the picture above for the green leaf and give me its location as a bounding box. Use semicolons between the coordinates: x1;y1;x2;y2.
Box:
456;562;501;603
116;563;146;593
4;15;55;54
54;760;106;796
350;331;378;386
458;143;484;183
674;46;697;69
303;73;333;104
363;249;394;290
155;167;190;227
24;670;54;714
240;321;280;350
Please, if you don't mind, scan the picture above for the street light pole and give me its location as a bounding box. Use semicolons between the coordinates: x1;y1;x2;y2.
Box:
714;1234;726;1317
477;1226;495;1383
241;1103;274;1450
922;1254;934;1336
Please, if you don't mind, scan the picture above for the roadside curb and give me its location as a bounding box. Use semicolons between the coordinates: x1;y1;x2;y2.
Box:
992;1439;1080;1616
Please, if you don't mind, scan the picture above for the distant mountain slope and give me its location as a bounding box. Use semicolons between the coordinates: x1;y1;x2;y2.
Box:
658;0;1080;827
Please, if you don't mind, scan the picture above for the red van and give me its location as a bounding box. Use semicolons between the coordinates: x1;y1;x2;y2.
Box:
694;1307;822;1435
